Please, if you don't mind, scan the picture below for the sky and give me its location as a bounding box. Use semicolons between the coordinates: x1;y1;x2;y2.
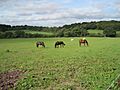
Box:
0;0;120;26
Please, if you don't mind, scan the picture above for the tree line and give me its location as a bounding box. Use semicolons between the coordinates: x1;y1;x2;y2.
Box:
0;20;120;38
56;20;120;37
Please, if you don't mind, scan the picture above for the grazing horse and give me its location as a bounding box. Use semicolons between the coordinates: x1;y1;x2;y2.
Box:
55;41;65;48
36;41;45;48
79;39;88;46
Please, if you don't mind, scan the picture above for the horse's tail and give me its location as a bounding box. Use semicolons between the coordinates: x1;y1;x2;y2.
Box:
36;43;39;47
43;43;45;48
41;42;45;48
79;40;81;46
43;45;45;48
85;40;89;46
55;43;57;48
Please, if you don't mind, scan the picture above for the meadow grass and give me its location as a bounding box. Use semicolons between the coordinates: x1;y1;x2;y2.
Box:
24;30;54;35
88;30;103;34
0;37;120;90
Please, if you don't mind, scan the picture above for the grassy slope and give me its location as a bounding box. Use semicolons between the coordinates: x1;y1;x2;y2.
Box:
5;30;54;35
24;30;54;35
88;29;120;34
0;37;120;90
88;30;103;34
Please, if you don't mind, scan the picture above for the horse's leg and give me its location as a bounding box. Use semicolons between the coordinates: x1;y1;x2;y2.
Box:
80;43;82;46
55;44;56;48
87;42;89;46
84;43;85;46
60;45;61;48
43;44;45;48
86;41;88;46
36;44;39;48
79;41;81;46
55;44;59;48
60;44;62;48
43;43;45;48
61;44;64;48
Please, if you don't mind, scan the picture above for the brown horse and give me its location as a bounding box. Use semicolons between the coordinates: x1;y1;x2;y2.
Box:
55;41;65;48
79;39;88;46
36;41;45;48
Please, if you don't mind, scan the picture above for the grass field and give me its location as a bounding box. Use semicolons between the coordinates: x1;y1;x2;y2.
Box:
0;37;120;90
88;30;120;34
88;30;103;34
24;30;54;35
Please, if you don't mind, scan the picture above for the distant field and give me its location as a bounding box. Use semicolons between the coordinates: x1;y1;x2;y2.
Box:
24;30;54;35
5;30;54;35
0;37;120;90
88;29;120;34
116;31;120;36
88;30;103;34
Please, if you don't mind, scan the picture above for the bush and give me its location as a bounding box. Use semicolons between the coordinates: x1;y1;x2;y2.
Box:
88;33;104;37
103;30;116;37
14;31;25;38
4;32;15;38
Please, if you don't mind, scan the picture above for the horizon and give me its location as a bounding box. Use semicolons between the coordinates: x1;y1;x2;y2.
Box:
0;20;119;27
0;0;120;26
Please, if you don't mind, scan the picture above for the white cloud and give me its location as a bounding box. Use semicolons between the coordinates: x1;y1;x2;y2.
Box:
114;1;120;10
62;0;74;3
0;0;120;26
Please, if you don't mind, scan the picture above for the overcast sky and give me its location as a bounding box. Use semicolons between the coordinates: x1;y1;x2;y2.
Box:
0;0;120;26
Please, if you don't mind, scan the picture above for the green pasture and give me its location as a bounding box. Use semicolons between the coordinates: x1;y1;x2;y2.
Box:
88;30;103;34
88;29;120;34
24;30;54;35
0;37;120;90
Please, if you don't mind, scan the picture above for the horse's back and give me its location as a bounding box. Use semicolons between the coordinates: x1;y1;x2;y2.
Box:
80;39;85;43
55;41;65;48
36;41;44;44
36;41;45;47
55;41;65;45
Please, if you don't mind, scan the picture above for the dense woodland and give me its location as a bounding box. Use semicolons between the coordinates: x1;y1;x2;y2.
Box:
0;20;120;38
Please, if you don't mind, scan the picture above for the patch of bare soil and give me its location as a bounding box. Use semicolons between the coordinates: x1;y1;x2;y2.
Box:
0;70;24;90
117;79;120;87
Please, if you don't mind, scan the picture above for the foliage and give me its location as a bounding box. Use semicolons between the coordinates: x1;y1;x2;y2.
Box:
0;20;120;38
0;24;11;32
14;31;26;38
103;29;116;37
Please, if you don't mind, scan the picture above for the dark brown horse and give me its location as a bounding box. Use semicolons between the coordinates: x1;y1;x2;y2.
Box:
79;39;88;46
55;41;65;48
36;41;45;48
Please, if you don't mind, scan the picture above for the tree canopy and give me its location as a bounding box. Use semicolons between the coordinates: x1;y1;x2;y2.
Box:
0;20;120;38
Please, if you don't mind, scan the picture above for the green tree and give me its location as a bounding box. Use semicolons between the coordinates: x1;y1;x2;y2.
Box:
80;25;88;36
56;29;64;37
0;32;5;38
64;31;77;37
14;31;25;38
4;32;14;38
0;24;11;32
103;29;116;37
